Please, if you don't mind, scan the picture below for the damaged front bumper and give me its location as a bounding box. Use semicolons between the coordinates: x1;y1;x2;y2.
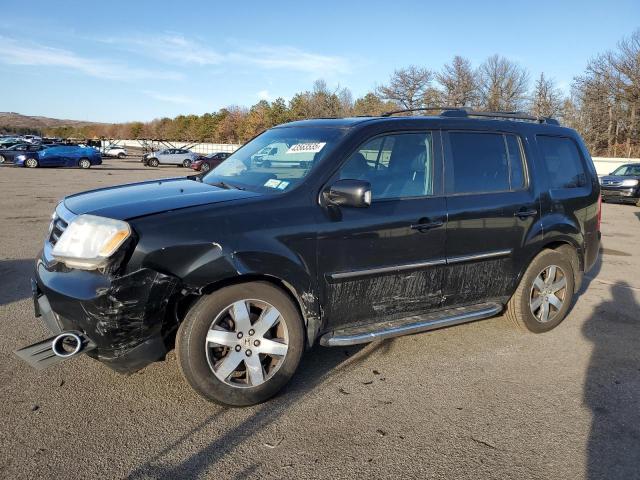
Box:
23;256;180;374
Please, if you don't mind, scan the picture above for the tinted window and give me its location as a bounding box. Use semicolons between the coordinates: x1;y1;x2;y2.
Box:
448;132;509;194
339;133;434;199
537;136;586;189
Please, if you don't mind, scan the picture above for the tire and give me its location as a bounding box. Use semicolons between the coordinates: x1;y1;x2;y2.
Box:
117;153;126;159
24;158;38;168
183;159;192;168
506;249;575;333
0;155;5;164
177;282;305;406
201;163;210;173
148;158;159;167
78;158;91;169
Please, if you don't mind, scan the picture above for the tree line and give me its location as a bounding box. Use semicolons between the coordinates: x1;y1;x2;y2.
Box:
44;29;639;157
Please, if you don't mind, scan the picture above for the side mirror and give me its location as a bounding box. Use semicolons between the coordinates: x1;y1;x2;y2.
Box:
325;179;372;208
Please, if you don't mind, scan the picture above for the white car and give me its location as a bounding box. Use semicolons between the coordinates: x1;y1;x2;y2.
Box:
102;146;128;158
143;148;199;167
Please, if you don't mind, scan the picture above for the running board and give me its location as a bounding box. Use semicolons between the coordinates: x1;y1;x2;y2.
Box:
320;302;503;347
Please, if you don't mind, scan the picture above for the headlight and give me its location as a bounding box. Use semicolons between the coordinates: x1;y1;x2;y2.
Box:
621;179;639;187
16;154;26;161
52;215;131;270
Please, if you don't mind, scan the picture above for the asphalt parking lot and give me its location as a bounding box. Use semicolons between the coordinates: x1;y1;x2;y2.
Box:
1;160;639;479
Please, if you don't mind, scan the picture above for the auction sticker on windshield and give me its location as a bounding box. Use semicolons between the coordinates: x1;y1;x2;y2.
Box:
286;142;326;154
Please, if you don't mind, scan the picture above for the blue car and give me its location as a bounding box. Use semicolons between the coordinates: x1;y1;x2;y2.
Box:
15;145;102;169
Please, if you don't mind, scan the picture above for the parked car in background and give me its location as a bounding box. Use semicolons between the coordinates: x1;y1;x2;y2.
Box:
599;163;640;205
22;135;42;144
250;141;316;168
102;145;128;158
191;152;231;172
0;143;46;164
17;108;601;406
14;144;101;168
143;148;199;168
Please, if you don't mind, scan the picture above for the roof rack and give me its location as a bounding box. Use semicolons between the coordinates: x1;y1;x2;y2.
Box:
381;106;560;125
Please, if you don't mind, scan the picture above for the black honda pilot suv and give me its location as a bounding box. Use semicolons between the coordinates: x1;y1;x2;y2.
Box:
17;108;601;406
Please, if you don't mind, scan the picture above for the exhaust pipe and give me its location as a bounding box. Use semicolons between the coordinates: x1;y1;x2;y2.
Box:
51;332;84;358
15;331;96;370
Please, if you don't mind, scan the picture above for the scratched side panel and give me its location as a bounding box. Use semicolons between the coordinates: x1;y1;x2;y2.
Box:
325;266;445;329
441;258;513;306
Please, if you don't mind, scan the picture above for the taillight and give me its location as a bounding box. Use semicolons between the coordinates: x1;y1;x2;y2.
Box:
597;194;602;231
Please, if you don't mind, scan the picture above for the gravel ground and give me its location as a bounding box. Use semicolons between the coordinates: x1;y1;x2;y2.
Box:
1;160;639;479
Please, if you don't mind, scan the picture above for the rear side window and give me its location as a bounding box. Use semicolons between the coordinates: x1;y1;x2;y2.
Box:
536;136;586;189
446;132;526;194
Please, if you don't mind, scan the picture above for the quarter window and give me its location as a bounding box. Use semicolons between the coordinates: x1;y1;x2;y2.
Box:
446;132;526;194
339;133;434;199
536;136;587;189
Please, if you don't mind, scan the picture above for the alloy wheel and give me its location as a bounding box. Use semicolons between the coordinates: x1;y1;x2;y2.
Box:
529;265;567;323
205;299;289;388
25;158;38;168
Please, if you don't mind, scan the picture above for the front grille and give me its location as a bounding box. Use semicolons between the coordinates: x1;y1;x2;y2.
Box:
49;217;68;246
48;203;76;247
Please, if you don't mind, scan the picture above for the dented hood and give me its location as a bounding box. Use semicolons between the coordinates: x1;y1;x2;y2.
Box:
63;177;260;220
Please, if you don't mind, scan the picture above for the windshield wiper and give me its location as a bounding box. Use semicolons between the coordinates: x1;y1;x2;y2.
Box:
211;181;244;190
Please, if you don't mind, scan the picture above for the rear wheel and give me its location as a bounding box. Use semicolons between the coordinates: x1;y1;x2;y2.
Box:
78;158;91;169
183;159;192;168
25;158;38;168
117;152;126;159
506;249;575;333
148;158;159;167
177;282;304;406
0;155;5;164
201;163;210;172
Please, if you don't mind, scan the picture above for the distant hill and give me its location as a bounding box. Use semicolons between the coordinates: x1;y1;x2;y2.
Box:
0;112;105;130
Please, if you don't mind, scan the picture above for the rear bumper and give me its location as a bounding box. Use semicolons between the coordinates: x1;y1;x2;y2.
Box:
32;258;180;373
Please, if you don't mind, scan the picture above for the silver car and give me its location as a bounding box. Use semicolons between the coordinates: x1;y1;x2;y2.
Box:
143;148;199;168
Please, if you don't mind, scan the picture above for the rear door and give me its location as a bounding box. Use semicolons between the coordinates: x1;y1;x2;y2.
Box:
442;130;541;307
318;131;447;330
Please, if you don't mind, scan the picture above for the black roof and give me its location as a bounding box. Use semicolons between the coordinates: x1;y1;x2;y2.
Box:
277;115;572;136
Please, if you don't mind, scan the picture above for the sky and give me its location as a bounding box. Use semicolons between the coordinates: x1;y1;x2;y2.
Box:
0;0;638;123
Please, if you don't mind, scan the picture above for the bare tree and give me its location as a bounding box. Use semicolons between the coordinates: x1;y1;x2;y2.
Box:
477;55;530;111
376;66;433;110
530;73;564;117
436;56;479;107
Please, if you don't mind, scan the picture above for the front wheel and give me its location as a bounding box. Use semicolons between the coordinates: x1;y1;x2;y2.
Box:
176;282;305;406
183;159;192;168
24;158;39;168
506;249;575;333
148;158;159;167
201;163;210;172
78;158;91;169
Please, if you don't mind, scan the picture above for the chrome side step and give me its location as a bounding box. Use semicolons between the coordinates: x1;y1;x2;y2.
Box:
320;302;503;347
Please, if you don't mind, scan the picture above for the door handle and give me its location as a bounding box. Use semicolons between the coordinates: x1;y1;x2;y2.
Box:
411;218;444;232
514;208;538;219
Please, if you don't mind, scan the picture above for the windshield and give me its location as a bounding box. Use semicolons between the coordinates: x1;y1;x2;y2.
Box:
612;165;640;176
203;126;345;192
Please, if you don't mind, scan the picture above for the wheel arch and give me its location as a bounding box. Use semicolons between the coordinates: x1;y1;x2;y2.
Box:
183;273;316;349
515;236;584;298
